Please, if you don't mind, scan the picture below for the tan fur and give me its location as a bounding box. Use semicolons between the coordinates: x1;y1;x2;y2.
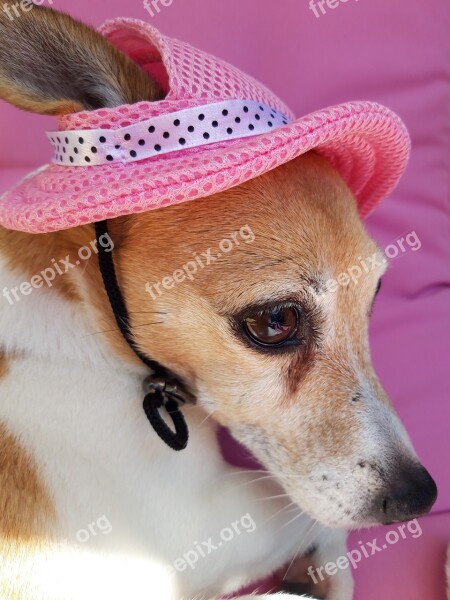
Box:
0;153;388;466
0;423;56;600
0;351;8;379
0;418;56;599
0;226;89;302
0;422;55;539
0;1;163;115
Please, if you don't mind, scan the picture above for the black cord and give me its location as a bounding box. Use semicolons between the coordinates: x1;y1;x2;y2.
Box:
95;220;189;451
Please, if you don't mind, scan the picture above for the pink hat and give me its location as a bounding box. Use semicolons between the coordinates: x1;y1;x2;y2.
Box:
0;17;410;234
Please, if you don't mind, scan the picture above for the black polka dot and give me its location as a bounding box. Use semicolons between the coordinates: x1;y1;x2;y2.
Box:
249;124;255;131
124;133;131;141
174;119;181;126
259;106;264;111
69;156;74;163
74;148;79;154
91;146;97;153
84;156;91;163
198;113;205;121
99;136;106;143
139;139;146;146
243;106;249;113
283;119;288;125
235;117;241;123
163;131;170;138
115;144;121;150
78;137;84;144
227;127;233;134
268;121;273;127
187;126;195;133
222;109;229;116
130;150;137;158
255;114;260;120
154;144;162;152
179;138;186;145
57;137;61;143
203;132;210;139
270;113;275;119
106;155;113;161
212;120;218;127
148;125;155;133
65;137;69;144
63;147;66;153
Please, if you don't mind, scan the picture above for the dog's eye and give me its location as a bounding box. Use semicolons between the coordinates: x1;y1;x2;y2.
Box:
243;306;299;346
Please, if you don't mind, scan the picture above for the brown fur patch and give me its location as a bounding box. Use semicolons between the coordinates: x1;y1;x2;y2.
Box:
0;1;163;115
0;422;55;539
0;422;55;597
0;226;87;303
0;351;8;379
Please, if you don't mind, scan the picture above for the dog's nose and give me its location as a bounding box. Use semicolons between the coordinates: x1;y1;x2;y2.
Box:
378;464;437;524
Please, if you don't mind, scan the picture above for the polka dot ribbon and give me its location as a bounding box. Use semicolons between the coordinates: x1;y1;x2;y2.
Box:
47;100;291;167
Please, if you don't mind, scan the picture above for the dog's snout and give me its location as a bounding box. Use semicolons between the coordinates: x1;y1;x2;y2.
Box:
376;463;437;524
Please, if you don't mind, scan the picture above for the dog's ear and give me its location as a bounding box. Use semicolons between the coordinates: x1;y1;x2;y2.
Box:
0;2;164;115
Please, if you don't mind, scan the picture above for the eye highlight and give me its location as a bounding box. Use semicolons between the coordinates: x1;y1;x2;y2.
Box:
242;305;299;347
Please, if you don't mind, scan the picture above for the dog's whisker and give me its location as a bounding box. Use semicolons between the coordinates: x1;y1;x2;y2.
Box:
271;506;307;535
226;473;281;491
129;321;165;329
257;493;293;502
82;321;164;338
282;538;309;582
128;311;168;316
220;469;270;478
261;500;299;527
282;518;321;578
82;327;124;338
190;410;215;432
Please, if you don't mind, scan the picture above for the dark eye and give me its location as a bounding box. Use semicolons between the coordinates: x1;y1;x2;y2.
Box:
243;306;299;347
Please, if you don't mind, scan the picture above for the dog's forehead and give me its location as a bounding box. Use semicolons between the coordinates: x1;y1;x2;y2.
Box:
125;153;383;312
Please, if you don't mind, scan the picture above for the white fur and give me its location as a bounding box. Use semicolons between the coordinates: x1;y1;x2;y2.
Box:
0;256;349;599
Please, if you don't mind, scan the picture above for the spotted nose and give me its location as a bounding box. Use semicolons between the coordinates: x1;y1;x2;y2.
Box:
375;463;437;524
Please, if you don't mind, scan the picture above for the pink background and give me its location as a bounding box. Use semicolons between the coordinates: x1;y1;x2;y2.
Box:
1;1;449;598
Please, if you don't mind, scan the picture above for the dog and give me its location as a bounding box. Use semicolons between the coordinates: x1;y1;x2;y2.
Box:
0;4;438;599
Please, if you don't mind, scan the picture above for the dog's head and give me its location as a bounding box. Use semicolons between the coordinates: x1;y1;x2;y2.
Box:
0;3;437;529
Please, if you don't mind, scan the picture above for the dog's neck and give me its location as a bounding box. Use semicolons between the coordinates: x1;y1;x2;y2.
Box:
0;254;128;374
0;225;143;375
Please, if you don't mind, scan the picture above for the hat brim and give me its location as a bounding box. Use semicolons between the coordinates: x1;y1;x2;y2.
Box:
0;101;410;234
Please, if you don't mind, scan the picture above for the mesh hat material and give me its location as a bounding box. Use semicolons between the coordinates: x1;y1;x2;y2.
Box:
0;18;410;234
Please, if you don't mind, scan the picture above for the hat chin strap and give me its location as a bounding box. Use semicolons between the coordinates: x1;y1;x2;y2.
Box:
94;220;192;451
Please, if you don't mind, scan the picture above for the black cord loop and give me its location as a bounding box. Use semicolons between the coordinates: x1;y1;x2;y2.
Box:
95;220;190;451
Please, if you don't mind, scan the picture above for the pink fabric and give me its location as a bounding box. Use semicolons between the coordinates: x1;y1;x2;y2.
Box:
0;1;449;598
0;18;409;233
